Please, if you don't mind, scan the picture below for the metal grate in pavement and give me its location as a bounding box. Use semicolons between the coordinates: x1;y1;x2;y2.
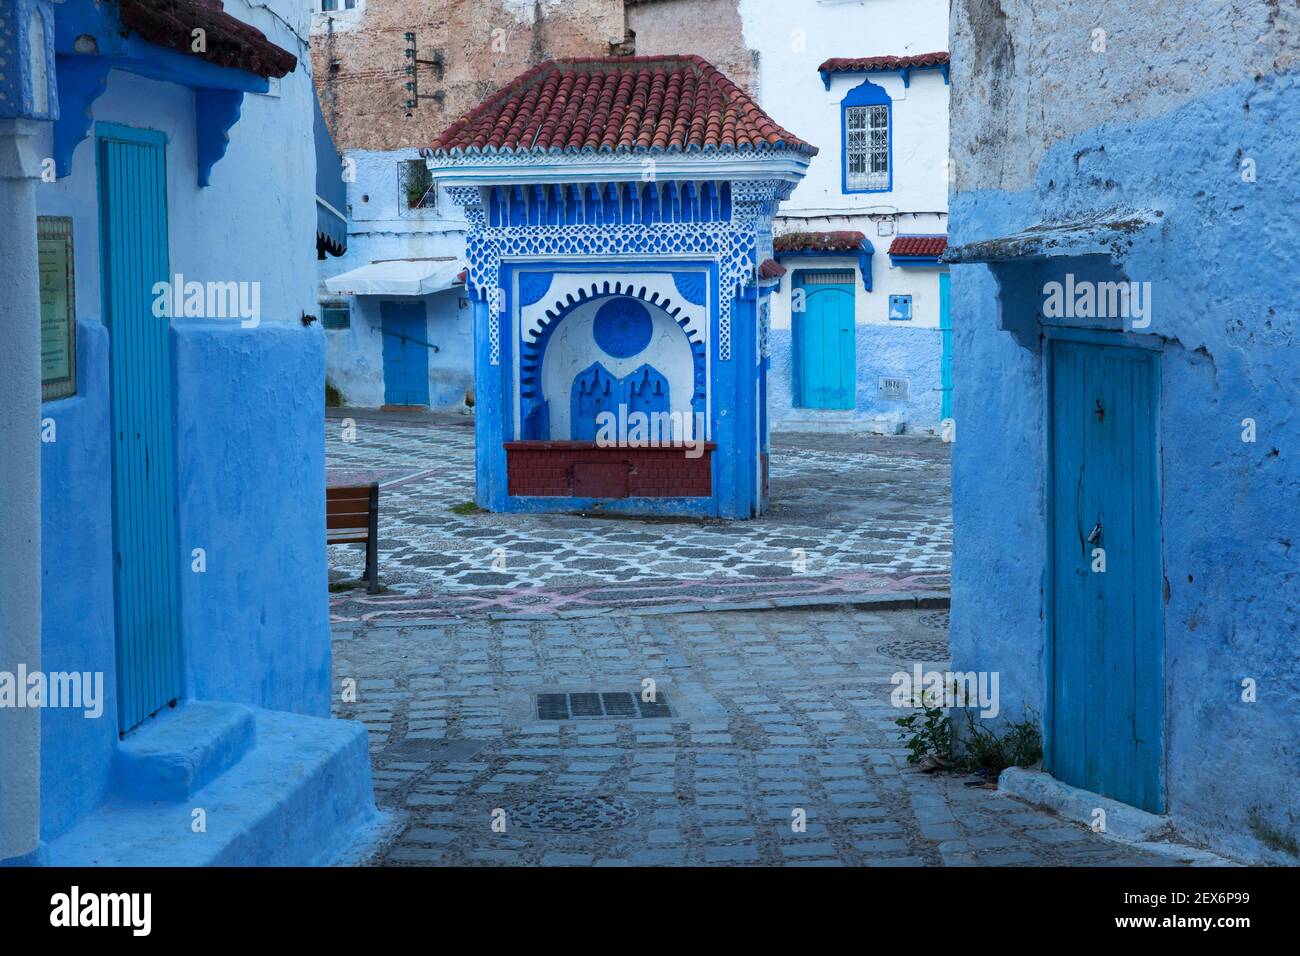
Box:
535;691;672;720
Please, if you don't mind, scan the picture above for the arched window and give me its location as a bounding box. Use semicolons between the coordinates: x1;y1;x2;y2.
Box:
841;78;890;193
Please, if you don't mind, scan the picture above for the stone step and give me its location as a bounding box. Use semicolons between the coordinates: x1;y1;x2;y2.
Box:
113;701;256;802
47;707;380;866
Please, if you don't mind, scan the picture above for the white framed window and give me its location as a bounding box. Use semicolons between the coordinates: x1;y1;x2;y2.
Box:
845;103;889;191
321;0;358;11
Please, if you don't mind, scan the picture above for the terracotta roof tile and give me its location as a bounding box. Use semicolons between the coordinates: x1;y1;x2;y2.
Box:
774;230;867;254
889;235;948;257
757;259;787;279
818;52;949;75
430;56;816;157
119;0;297;79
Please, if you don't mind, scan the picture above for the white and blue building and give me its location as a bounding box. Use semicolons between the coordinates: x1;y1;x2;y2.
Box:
740;0;951;434
427;54;814;519
946;0;1299;862
0;0;378;867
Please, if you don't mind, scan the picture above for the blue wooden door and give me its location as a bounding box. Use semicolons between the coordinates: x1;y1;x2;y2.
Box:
794;271;855;409
381;301;430;405
98;124;182;733
1049;339;1163;812
939;272;952;420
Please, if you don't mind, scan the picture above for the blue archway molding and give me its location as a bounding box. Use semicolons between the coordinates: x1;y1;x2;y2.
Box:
520;280;707;440
840;77;892;195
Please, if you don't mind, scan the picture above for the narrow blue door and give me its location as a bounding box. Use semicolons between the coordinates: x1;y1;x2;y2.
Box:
938;272;952;420
98;124;182;733
793;271;855;409
1049;339;1163;812
381;301;430;405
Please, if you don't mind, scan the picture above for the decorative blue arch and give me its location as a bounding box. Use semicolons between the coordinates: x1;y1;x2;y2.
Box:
841;78;892;195
519;280;707;439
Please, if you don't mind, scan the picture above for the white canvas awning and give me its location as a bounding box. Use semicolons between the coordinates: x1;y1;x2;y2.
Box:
323;257;464;296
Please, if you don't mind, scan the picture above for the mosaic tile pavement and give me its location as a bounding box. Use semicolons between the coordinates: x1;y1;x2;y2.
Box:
326;411;952;620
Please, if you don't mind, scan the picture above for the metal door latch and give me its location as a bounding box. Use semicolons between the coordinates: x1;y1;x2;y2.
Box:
1086;522;1103;544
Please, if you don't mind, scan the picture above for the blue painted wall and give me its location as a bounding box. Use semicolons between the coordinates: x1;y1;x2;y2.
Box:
172;323;331;718
769;323;942;432
949;63;1300;862
38;321;117;839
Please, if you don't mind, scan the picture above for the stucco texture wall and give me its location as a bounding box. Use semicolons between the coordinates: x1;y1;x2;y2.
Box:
949;0;1300;862
628;0;755;91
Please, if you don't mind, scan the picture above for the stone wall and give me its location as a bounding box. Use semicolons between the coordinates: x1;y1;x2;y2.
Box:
311;0;758;152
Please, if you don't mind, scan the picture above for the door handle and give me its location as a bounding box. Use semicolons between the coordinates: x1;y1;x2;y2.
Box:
1086;522;1103;544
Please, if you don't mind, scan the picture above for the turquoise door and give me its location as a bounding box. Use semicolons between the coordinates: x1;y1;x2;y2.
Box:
939;272;952;420
381;301;430;405
98;124;182;733
1049;339;1163;812
793;271;855;409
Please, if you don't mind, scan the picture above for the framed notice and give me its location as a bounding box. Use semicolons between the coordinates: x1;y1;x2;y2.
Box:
38;216;76;401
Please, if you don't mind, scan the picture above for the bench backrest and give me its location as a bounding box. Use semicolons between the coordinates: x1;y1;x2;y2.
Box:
327;483;377;540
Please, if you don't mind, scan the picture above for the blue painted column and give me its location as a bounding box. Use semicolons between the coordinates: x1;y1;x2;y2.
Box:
0;118;44;863
473;295;508;509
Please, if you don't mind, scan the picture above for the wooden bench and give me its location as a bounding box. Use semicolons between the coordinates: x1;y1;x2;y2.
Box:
327;482;380;594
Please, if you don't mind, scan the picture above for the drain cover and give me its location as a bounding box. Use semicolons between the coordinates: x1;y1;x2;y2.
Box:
509;795;638;832
536;691;672;720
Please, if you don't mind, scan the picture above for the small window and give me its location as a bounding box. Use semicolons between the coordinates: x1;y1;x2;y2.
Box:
39;217;77;401
400;159;436;211
888;294;912;321
321;301;351;330
321;0;357;11
845;104;889;191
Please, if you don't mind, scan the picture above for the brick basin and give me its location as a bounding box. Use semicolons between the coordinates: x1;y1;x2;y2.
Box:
504;441;715;498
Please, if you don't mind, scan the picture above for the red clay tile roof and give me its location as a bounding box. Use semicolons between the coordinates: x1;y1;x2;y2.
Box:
818;52;949;75
774;230;867;254
889;235;948;257
119;0;297;79
757;259;787;279
430;55;816;157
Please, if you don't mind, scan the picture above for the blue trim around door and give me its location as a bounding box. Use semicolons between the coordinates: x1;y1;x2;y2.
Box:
939;272;952;420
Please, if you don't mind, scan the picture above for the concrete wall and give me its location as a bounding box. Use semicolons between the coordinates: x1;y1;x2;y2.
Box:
32;0;331;841
318;147;474;409
948;0;1300;863
628;0;755;91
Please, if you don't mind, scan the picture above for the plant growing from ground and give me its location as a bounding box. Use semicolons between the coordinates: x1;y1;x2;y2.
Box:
325;378;343;407
961;710;1043;777
895;704;952;765
896;706;1042;776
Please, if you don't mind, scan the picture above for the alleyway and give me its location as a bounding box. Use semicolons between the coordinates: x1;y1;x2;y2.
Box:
327;413;1187;867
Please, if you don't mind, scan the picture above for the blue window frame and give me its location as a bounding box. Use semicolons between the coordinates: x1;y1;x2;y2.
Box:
841;79;891;194
888;294;912;321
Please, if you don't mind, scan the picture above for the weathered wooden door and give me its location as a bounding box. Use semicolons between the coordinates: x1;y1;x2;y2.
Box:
98;123;182;733
793;271;855;409
381;301;430;405
1049;339;1163;812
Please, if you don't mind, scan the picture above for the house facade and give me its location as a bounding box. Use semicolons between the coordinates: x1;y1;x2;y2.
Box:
743;0;951;434
428;55;813;518
308;0;758;411
947;0;1299;863
0;0;377;866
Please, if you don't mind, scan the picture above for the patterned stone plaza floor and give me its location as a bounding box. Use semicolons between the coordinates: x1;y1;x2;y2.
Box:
334;607;1188;867
326;410;951;622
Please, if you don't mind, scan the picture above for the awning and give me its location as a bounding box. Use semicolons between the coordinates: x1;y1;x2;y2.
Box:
315;93;348;257
324;258;465;297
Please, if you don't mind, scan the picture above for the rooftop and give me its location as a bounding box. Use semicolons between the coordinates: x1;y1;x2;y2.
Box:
429;55;816;158
119;0;297;80
818;52;950;76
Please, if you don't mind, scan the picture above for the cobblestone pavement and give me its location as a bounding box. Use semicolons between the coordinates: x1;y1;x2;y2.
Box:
326;410;951;620
335;607;1186;867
